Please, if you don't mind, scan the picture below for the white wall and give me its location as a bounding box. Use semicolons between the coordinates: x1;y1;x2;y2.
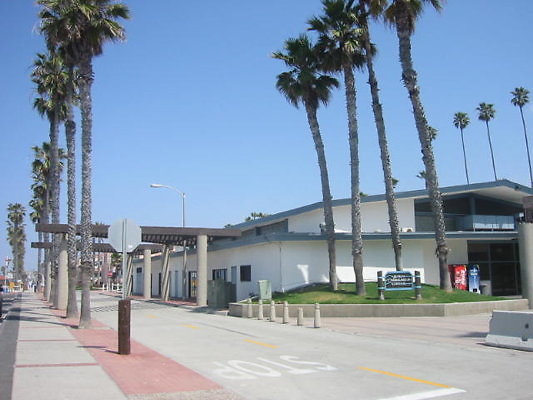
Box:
133;235;471;301
287;198;416;234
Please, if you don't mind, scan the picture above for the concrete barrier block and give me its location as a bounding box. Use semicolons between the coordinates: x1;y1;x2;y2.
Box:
485;310;533;352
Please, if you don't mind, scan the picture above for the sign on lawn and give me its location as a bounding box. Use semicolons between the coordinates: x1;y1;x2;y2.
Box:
385;271;413;291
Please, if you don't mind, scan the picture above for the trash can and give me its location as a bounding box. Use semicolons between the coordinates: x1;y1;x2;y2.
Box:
448;264;467;290
468;265;480;293
258;280;272;301
480;280;492;296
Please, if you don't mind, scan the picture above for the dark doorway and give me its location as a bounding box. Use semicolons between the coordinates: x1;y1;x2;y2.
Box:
468;242;521;296
188;271;197;299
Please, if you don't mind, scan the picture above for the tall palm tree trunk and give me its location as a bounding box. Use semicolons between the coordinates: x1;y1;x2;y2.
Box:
343;64;365;295
519;106;533;187
460;127;470;185
485;121;497;180
42;183;52;301
79;58;94;328
304;103;338;291
396;23;451;291
66;67;78;319
363;25;403;271
49;110;61;307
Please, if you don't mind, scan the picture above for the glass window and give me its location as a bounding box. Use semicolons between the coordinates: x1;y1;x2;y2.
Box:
240;265;251;282
212;268;227;281
468;243;489;261
490;244;515;261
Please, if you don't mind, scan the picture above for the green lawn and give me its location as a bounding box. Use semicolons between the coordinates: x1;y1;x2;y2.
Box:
269;282;505;304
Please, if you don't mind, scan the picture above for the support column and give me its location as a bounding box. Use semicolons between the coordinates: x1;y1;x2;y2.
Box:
44;251;51;302
57;235;68;310
197;234;208;307
143;249;152;299
519;223;533;307
161;245;171;301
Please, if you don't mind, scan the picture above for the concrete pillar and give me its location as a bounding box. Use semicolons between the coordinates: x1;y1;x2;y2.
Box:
143;249;152;299
57;236;68;310
44;255;51;302
519;223;533;307
161;245;171;301
197;234;208;307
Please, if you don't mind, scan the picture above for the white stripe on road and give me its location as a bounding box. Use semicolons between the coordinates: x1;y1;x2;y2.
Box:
379;388;466;400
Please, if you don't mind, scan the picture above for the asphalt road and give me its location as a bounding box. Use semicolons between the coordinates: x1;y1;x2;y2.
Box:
0;293;21;400
90;293;533;400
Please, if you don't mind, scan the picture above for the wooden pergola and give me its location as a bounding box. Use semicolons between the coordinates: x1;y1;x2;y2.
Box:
33;223;241;307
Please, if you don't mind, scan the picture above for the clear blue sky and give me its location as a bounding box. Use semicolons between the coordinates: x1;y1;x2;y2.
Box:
2;0;532;271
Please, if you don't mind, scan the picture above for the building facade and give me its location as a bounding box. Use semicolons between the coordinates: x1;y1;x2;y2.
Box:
133;180;532;302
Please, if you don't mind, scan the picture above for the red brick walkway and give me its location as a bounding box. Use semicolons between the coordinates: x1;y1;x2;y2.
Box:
51;308;221;396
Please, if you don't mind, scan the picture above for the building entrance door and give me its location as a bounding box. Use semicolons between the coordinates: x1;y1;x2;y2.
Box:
468;241;521;296
188;271;197;299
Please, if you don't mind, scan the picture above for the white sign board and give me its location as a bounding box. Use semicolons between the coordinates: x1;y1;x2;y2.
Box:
108;218;142;253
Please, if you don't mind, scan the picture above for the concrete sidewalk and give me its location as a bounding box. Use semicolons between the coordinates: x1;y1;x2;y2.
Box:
8;293;242;400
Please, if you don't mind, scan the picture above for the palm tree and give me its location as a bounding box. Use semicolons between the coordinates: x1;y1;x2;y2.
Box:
32;51;67;298
453;112;470;185
6;203;27;282
273;34;339;291
31;52;66;224
385;0;451;291
39;0;130;328
354;0;404;272
511;87;532;187
30;143;53;295
476;102;497;180
31;143;66;301
309;0;366;294
31;144;50;296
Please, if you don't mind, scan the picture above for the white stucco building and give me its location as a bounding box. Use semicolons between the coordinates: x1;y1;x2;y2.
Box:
133;180;532;303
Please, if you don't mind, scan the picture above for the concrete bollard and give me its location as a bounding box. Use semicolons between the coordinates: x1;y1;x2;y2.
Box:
282;301;289;324
415;271;422;300
270;301;276;322
247;299;253;318
258;299;264;320
377;271;385;301
297;307;304;326
314;303;321;328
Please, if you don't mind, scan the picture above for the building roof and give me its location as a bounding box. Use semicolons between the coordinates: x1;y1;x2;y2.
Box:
231;180;533;230
34;224;241;249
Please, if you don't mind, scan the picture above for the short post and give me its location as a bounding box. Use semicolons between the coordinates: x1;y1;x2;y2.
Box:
118;299;131;355
270;300;276;322
247;298;253;318
258;299;264;320
314;303;321;328
414;271;422;300
282;301;289;324
377;271;385;301
297;307;304;326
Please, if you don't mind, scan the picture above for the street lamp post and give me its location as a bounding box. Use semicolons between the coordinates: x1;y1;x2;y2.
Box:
150;183;187;299
150;184;186;227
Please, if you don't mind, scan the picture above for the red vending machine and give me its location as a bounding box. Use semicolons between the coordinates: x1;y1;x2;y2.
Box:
448;264;467;290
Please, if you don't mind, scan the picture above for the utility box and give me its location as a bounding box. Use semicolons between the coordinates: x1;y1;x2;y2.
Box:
207;280;234;308
258;280;272;301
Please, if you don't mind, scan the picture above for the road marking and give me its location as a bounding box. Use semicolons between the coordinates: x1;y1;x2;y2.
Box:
358;367;451;388
243;339;278;348
146;314;158;319
182;324;200;329
378;388;466;400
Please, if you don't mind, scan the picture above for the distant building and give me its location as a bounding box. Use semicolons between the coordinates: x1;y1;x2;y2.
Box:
133;180;532;301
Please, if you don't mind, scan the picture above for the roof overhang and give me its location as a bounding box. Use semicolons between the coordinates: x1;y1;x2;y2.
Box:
34;224;241;248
